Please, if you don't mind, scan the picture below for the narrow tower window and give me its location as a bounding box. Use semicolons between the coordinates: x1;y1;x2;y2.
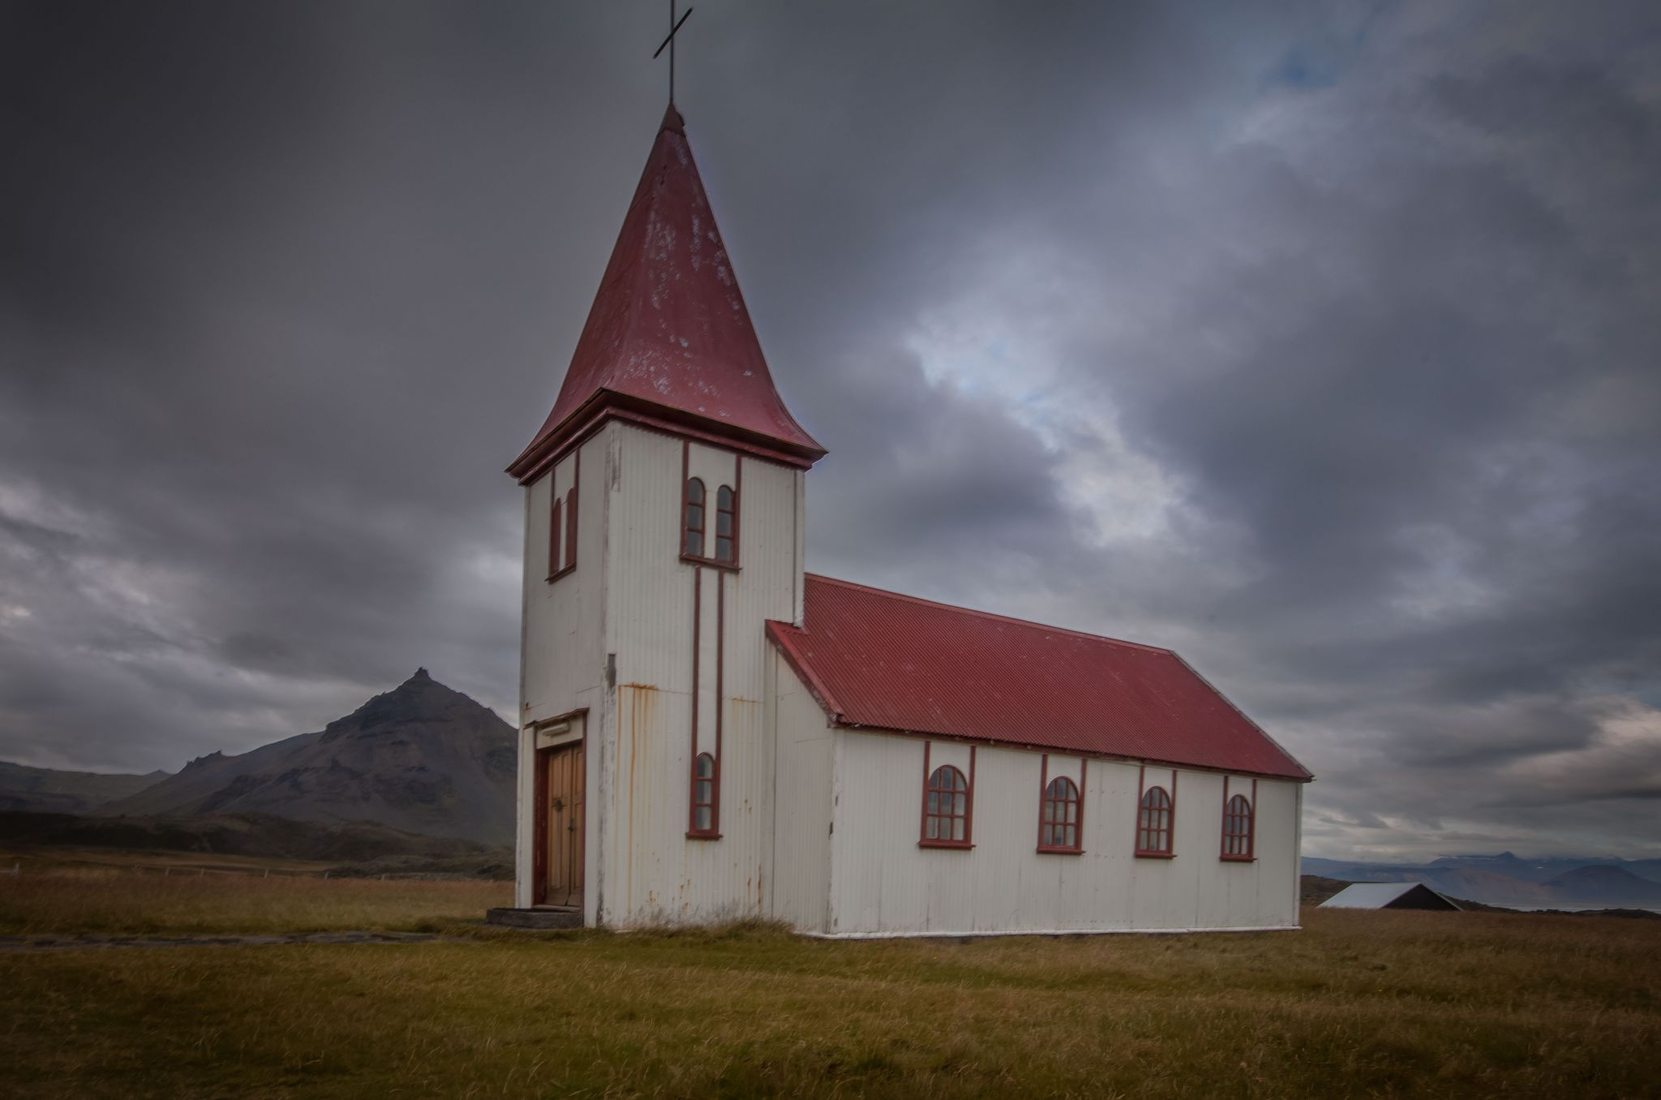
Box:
921;765;970;846
1039;776;1081;852
1221;793;1254;860
1136;786;1173;856
715;485;737;563
683;478;705;558
547;496;563;581
689;751;718;836
563;486;578;572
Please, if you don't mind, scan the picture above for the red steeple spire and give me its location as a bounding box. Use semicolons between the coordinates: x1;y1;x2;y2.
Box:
508;106;824;482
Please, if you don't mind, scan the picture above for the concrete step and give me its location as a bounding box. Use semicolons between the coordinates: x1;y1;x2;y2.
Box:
485;906;584;930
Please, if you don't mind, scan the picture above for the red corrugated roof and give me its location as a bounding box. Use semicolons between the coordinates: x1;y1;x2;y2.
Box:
508;106;824;482
767;575;1311;781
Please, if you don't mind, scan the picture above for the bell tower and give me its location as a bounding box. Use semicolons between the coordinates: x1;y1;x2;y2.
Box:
507;106;824;924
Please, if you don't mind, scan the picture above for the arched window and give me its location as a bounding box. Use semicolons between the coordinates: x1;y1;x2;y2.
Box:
682;478;705;558
1039;776;1081;851
547;487;579;581
690;752;717;835
922;765;969;844
1221;793;1253;859
1137;786;1173;856
545;453;581;582
715;485;736;563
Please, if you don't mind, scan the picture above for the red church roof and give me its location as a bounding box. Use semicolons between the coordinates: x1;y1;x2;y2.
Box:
508;106;824;483
767;575;1312;781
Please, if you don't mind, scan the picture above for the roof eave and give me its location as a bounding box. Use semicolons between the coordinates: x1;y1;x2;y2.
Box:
1168;651;1315;782
508;389;827;483
763;621;848;725
824;720;1314;782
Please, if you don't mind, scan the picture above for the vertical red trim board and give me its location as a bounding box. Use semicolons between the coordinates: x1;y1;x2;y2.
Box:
686;564;704;835
1078;758;1088;850
565;448;580;571
532;745;548;905
713;568;724;835
547;497;562;580
1036;752;1049;849
733;454;743;567
918;740;932;843
1134;763;1145;846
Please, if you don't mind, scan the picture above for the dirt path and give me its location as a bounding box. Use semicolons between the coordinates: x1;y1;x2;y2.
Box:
0;931;466;951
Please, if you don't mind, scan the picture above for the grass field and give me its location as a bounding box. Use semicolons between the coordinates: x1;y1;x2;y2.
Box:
0;863;510;936
2;868;1659;1098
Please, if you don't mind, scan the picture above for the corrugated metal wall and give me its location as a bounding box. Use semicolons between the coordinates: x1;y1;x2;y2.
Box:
592;426;802;926
768;653;834;930
516;433;610;911
825;729;1300;935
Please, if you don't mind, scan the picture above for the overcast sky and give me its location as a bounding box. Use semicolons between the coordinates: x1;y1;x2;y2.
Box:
2;1;1657;860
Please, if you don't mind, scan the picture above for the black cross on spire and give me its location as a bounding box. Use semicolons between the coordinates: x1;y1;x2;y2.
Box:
653;2;694;106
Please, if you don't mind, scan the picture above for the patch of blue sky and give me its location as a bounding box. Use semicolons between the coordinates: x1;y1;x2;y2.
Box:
1265;0;1393;92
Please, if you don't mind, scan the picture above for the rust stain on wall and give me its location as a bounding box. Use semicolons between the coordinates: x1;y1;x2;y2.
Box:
618;683;661;916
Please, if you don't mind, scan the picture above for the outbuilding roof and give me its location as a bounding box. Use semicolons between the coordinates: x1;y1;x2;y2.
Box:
1319;882;1462;910
767;575;1312;780
508;105;824;483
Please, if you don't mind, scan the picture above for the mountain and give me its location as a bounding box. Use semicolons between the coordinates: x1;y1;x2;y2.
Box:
100;669;515;845
0;809;502;868
1544;865;1661;905
1303;854;1661;909
0;760;170;814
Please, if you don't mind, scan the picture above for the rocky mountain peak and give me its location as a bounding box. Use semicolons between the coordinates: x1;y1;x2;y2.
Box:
320;668;490;742
96;669;516;844
182;750;225;771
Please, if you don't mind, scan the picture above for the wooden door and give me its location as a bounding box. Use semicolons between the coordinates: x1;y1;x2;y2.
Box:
533;741;584;907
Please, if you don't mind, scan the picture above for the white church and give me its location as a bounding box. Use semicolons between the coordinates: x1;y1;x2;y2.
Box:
504;105;1311;937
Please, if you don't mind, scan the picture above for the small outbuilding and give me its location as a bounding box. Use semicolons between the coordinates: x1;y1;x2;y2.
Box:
1320;882;1462;911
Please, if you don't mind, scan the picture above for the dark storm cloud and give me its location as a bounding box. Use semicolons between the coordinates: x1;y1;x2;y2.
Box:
1;2;1657;857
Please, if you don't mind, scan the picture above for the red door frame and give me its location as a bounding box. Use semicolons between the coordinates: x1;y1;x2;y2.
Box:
532;739;585;907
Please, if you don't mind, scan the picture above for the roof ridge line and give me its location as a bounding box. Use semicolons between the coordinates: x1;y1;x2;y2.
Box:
804;573;1175;655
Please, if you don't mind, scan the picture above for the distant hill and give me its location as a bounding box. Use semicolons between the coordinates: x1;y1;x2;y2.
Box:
0;809;506;870
1304;853;1661;909
1300;875;1350;905
100;669;515;845
1544;865;1661;904
0;760;170;814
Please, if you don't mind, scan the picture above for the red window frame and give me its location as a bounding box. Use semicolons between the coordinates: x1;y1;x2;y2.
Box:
918;742;975;849
546;451;580;583
563;486;578;573
1036;754;1085;854
682;477;706;559
679;443;743;571
714;484;737;563
1136;786;1174;857
688;751;719;838
546;495;563;581
1220;777;1256;861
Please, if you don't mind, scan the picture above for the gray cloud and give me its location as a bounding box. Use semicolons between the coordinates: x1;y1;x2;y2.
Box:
2;1;1658;858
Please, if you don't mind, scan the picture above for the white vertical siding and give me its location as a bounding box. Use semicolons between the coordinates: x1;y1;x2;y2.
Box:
587;425;803;927
767;652;834;931
516;431;611;913
823;729;1302;936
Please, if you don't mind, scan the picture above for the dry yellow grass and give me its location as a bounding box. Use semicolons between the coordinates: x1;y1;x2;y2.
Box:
0;866;510;935
0;871;1657;1098
0;844;338;876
